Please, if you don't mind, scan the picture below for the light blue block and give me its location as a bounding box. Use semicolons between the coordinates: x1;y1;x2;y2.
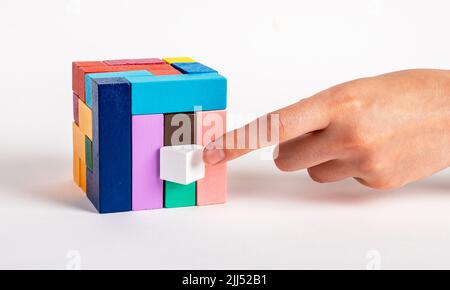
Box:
85;70;153;108
127;74;227;115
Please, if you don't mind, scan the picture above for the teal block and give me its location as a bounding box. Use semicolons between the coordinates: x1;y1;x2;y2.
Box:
164;181;196;208
85;70;153;108
127;74;227;115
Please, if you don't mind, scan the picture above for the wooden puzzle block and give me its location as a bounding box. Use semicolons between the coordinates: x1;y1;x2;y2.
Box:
163;113;198;207
164;113;195;146
72;61;107;95
73;93;79;125
73;152;81;187
127;74;226;115
132;114;164;211
72;122;85;163
163;57;196;64
171;62;217;74
85;70;152;108
80;160;87;193
103;58;164;66
77;64;160;102
196;110;227;205
72;56;227;213
164;181;196;208
78;99;92;140
145;64;182;76
85;136;93;171
88;77;132;214
160;145;205;185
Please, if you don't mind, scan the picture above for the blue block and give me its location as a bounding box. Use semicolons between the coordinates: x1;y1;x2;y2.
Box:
85;70;153;108
171;62;217;74
87;77;132;214
128;74;227;115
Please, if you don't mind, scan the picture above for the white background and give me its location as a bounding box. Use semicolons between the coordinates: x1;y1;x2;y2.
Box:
0;0;450;269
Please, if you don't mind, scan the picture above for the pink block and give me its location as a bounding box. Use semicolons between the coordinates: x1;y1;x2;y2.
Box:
104;58;165;66
196;110;227;206
73;93;79;125
132;114;164;210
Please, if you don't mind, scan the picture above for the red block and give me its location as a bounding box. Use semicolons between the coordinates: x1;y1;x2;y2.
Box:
103;58;165;66
72;61;107;95
146;64;182;76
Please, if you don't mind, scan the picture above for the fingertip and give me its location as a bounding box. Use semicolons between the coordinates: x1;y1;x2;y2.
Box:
203;143;226;165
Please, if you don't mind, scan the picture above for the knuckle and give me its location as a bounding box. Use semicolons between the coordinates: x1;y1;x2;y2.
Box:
330;83;366;112
340;126;373;152
357;153;385;175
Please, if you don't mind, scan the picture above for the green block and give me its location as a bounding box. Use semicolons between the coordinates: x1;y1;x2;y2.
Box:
164;181;196;208
85;136;93;171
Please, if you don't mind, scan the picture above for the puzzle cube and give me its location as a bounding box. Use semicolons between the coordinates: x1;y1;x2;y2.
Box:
71;57;227;214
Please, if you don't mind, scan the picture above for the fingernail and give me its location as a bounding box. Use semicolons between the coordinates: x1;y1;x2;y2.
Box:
203;143;226;165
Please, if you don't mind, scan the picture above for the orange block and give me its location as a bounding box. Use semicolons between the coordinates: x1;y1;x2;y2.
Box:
72;122;85;163
80;160;87;193
195;110;227;206
72;61;107;95
73;152;81;187
77;64;166;101
78;99;92;140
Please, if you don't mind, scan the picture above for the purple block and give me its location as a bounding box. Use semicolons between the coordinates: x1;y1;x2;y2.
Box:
73;93;79;125
132;114;164;210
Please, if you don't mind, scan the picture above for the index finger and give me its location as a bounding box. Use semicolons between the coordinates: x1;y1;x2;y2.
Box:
203;93;332;165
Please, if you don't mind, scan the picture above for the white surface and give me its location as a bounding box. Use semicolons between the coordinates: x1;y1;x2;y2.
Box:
1;0;450;269
160;145;205;185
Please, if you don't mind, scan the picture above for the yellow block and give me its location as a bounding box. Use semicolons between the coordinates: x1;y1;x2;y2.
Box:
80;160;87;193
73;122;85;163
163;57;196;64
78;99;92;140
73;152;81;187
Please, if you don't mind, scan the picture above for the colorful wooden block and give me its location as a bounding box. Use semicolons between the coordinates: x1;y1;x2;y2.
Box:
77;64;160;102
88;77;132;214
163;57;196;64
164;113;195;146
196;110;227;205
103;58;164;66
73;152;81;187
164;181;196;208
72;122;85;163
85;70;153;108
85;136;93;171
171;62;217;74
72;61;107;95
80;160;87;193
132;114;164;211
78;99;92;140
163;112;197;207
145;64;182;76
73;93;79;125
128;74;227;115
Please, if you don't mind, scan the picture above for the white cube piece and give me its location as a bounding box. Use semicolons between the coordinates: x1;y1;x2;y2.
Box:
160;145;205;185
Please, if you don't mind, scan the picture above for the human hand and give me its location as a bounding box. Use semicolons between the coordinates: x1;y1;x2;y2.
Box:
203;69;450;189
